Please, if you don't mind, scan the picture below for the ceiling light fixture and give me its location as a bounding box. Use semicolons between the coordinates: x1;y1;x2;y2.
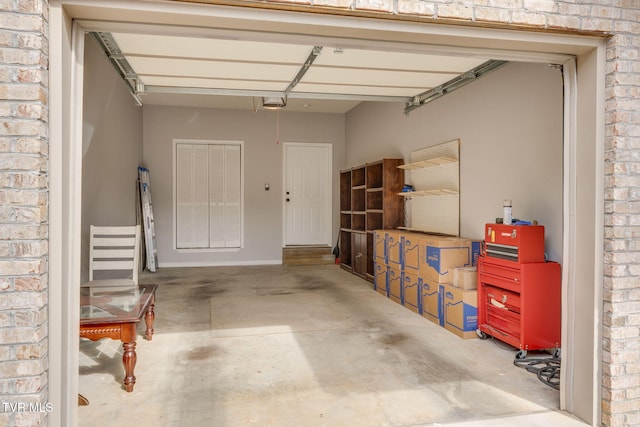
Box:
262;96;287;110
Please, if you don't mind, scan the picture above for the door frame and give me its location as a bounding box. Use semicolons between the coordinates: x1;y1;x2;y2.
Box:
282;141;333;247
49;2;605;426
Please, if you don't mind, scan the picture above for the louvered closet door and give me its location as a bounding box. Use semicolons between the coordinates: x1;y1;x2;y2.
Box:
223;145;241;247
209;145;241;248
176;144;209;248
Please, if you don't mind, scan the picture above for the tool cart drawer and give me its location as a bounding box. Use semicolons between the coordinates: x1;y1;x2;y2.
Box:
479;260;521;281
486;308;521;340
483;285;521;338
483;285;521;311
479;258;521;291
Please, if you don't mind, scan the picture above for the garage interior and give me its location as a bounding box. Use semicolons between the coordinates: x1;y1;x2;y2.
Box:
60;3;604;427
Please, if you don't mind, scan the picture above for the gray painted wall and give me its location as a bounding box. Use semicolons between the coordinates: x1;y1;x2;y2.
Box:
346;62;563;262
142;107;346;266
81;53;561;268
81;35;144;282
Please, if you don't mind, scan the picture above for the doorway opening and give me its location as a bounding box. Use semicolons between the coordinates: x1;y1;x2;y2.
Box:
49;3;604;426
283;142;332;247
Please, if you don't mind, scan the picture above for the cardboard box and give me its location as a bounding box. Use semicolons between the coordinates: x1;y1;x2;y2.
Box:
374;230;386;263
402;268;421;314
453;267;478;290
388;266;402;304
386;230;403;267
402;232;422;271
419;236;474;284
420;279;442;325
441;283;478;339
374;262;387;297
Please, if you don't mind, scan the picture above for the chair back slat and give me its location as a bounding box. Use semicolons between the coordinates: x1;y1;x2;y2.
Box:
88;225;141;284
92;249;136;259
91;260;136;270
92;237;137;247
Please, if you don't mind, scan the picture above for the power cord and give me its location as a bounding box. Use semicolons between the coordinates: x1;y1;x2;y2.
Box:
478;327;561;390
514;355;561;390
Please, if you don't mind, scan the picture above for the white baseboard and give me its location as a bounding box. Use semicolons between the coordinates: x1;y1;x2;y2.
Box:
157;259;282;268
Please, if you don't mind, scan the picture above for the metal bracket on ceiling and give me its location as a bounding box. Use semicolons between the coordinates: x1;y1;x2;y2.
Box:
404;60;509;115
284;46;323;97
92;32;145;105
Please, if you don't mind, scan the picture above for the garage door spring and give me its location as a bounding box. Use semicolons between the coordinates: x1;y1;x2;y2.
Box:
514;356;561;390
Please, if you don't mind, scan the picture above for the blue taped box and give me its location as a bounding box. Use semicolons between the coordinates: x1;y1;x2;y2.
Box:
441;283;478;339
386;230;403;267
402;268;421;314
388;266;402;304
374;262;387;296
470;240;482;267
402;232;423;271
374;230;386;263
419;236;474;284
420;279;442;325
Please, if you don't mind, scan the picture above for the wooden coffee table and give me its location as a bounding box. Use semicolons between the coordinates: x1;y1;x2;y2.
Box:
79;284;157;392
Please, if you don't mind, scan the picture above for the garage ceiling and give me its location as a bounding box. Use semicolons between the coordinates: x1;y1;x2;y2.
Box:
95;31;505;114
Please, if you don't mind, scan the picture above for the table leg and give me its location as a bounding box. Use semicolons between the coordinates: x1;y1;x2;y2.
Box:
122;341;137;392
144;299;155;341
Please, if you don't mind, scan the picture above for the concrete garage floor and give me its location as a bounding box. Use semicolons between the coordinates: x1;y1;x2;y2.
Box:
78;265;588;427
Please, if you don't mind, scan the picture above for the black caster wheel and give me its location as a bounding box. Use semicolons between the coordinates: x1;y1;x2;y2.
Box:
515;350;528;360
476;329;489;340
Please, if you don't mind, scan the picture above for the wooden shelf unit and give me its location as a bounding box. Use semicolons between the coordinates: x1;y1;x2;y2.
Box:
339;159;404;281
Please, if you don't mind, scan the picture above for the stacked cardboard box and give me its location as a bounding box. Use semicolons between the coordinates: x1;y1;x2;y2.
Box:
441;283;478;339
453;267;477;290
373;229;481;339
402;268;421;314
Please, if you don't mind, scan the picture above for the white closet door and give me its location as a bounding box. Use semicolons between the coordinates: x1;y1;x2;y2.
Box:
176;141;242;250
209;145;226;248
176;144;192;248
192;145;210;247
224;145;241;247
176;144;209;248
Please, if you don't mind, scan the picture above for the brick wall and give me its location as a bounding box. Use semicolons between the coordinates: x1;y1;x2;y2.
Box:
603;29;640;427
0;0;637;426
0;0;49;426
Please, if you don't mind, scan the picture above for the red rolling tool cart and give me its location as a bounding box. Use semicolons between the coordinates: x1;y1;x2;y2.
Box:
476;223;561;359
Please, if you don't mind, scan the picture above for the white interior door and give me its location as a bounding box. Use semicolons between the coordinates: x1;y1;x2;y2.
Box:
284;143;331;246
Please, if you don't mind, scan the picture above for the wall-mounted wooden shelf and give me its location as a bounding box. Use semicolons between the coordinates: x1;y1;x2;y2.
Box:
400;139;460;236
399;189;459;197
397;156;458;170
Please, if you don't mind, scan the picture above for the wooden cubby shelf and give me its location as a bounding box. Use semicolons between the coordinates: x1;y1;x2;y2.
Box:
339;158;404;281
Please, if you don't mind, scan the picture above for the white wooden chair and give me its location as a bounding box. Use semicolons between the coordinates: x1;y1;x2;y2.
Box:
81;225;141;288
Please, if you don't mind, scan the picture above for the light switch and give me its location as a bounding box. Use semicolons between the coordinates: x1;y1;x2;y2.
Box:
265;183;270;191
